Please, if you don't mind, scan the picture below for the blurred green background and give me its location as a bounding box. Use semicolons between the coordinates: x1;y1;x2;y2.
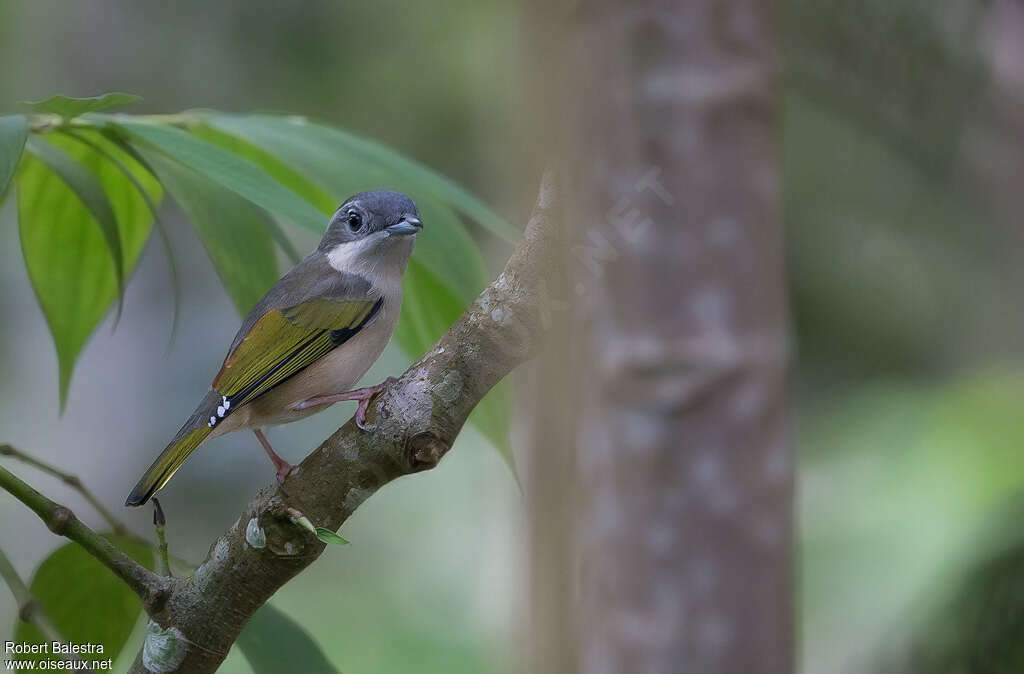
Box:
3;1;1024;672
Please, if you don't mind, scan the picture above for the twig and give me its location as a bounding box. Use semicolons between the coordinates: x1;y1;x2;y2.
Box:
0;464;170;617
0;444;195;575
0;547;61;644
0;444;127;536
152;499;171;577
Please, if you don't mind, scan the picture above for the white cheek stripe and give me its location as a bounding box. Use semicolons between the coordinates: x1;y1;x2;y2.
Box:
326;235;381;273
326;233;413;299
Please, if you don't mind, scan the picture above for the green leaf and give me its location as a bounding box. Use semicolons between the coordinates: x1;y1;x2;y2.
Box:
25;136;126;319
198;114;489;302
412;199;489;305
287;512;347;545
264;215;303;265
206;113;520;243
17;133;158;407
22;92;142;119
396;259;512;468
471;381;512;472
0;115;28;197
14;533;154;665
136;147;279;315
61;129;182;347
188;123;326;264
237;603;341;674
315;528;350;546
190;122;337;216
111;120;326;232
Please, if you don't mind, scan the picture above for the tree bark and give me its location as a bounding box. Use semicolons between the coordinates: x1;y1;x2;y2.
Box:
523;1;792;672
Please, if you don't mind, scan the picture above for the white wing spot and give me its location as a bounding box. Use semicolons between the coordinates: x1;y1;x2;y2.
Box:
217;406;226;417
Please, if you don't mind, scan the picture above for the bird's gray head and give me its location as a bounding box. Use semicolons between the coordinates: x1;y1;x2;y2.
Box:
317;190;422;281
319;190;421;249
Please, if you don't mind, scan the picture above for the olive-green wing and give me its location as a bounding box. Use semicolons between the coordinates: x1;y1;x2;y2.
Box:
211;297;382;410
126;298;381;508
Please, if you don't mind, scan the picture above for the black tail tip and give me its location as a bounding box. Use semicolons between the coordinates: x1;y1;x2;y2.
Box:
124;486;151;508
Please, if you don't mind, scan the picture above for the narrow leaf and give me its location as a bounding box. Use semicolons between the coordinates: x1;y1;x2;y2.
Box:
0;115;28;197
190;122;337;215
17;134;156;407
14;534;153;666
61;128;182;347
198;114;488;302
25;135;126;318
208;113;520;243
264;215;303;265
136;147;279;315
111;120;326;231
472;381;513;472
315;528;350;546
319;124;521;244
22;92;142;119
237;603;340;674
187;124;321;264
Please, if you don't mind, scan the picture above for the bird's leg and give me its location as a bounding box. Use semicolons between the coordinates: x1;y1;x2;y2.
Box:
253;429;292;485
293;377;398;430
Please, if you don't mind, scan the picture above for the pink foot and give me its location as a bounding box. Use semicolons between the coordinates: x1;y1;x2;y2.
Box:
293;377;398;430
254;429;293;485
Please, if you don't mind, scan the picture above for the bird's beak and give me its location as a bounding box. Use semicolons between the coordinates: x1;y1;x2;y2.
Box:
386;217;423;237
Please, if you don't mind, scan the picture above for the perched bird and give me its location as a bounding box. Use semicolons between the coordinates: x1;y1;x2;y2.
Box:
125;190;422;507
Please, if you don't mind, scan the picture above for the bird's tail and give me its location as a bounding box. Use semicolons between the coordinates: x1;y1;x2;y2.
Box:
124;390;221;507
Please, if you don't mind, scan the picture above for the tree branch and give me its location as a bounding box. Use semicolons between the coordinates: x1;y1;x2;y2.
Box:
0;463;171;617
123;174;561;673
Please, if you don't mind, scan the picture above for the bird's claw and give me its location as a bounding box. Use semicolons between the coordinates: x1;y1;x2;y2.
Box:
293;377;398;431
353;376;397;430
275;462;294;486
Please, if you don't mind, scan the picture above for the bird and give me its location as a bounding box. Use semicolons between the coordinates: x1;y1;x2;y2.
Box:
124;190;423;507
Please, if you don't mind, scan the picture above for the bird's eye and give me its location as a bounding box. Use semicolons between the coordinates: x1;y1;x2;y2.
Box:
346;211;362;232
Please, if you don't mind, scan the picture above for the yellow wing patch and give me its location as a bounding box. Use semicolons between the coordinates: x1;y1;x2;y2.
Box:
212;299;379;404
281;298;376;329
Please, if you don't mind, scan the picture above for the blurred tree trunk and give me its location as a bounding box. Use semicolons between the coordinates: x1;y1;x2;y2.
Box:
969;0;1024;246
521;1;791;673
